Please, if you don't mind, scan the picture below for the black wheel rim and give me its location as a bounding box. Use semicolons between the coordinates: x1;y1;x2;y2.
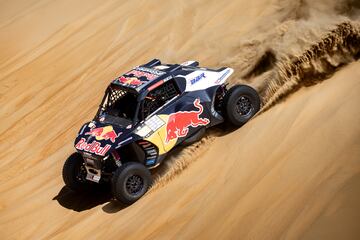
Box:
236;96;253;116
125;175;144;195
76;165;87;183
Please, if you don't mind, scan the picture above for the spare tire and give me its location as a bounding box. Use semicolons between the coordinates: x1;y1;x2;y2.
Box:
223;85;261;127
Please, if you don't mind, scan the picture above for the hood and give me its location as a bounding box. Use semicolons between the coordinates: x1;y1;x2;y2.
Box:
74;121;136;157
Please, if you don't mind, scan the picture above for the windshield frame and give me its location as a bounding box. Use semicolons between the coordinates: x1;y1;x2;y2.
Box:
94;84;141;126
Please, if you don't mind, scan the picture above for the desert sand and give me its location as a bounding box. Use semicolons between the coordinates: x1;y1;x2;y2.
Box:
0;0;359;239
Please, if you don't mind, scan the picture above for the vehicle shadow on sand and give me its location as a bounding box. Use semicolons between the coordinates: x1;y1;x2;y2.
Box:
53;126;233;213
53;186;127;213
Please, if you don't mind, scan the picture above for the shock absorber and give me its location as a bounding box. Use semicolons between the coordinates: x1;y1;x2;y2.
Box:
112;151;122;167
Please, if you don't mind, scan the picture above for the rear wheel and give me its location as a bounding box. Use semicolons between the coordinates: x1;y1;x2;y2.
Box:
223;85;260;126
111;162;152;205
62;152;92;192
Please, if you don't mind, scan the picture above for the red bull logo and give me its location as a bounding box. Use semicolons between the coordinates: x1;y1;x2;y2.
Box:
85;126;120;143
118;76;143;86
75;138;111;156
165;99;209;143
127;69;159;80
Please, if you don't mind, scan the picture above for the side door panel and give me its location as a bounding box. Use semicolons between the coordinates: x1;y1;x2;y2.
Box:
156;95;211;152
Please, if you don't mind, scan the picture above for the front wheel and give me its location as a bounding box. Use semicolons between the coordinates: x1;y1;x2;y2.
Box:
62;152;92;192
111;162;152;205
223;85;261;126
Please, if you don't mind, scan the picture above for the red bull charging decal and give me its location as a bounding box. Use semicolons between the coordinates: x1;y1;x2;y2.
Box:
165;99;209;143
85;125;120;143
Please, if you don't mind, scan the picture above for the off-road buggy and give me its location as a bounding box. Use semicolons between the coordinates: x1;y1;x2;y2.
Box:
63;59;260;204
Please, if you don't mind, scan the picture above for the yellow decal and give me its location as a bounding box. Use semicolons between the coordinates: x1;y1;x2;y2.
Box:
139;115;175;154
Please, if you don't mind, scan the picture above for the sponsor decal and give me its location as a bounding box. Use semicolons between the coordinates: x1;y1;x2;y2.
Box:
190;72;206;85
181;60;196;66
146;159;156;165
125;70;157;81
135;115;165;138
88;174;101;182
125;67;165;81
153;65;169;70
136;66;165;76
118;76;143;86
75;138;111;156
85;126;121;143
215;69;231;83
146;115;166;131
162;76;172;82
165;98;209;143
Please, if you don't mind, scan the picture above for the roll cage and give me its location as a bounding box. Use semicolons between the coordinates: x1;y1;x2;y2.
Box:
95;80;181;126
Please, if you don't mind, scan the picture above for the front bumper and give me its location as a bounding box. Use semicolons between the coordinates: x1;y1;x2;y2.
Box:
80;152;103;183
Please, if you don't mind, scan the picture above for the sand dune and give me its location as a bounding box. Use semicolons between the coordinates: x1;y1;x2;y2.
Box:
0;0;359;239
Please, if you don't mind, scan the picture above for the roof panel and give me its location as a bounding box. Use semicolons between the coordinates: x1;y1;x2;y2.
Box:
112;66;167;91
